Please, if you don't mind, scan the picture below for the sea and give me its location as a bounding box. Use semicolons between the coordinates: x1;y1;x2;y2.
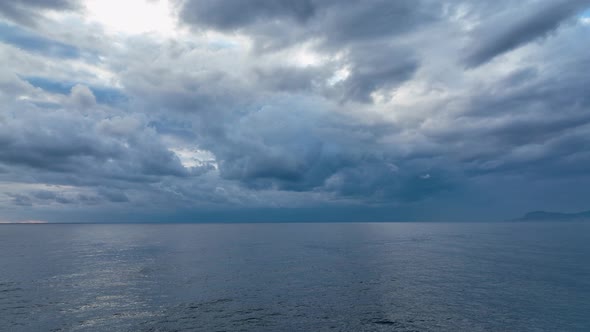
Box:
1;222;589;331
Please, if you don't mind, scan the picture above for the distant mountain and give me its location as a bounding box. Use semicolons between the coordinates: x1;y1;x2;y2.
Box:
514;210;590;222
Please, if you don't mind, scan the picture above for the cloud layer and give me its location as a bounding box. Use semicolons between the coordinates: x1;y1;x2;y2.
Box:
0;0;589;222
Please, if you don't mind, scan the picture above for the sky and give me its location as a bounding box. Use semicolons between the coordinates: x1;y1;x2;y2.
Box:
0;0;590;223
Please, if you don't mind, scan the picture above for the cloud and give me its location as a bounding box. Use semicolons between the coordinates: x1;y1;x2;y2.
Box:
24;77;127;105
0;22;81;58
7;193;33;206
70;84;97;108
0;84;191;183
337;44;419;102
1;0;590;221
464;0;590;67
0;0;78;25
179;0;440;48
179;0;435;102
180;0;316;30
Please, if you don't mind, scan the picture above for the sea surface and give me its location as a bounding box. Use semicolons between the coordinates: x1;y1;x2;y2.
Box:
0;222;589;331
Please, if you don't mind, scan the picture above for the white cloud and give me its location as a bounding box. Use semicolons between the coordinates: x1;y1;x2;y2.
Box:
83;0;179;37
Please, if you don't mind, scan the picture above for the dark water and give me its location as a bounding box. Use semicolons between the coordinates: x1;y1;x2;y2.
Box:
0;222;589;331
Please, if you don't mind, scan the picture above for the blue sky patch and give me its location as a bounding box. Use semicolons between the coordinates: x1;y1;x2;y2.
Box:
0;22;81;58
24;76;127;105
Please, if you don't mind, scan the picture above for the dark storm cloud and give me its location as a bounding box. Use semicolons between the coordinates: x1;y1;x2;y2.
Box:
253;45;420;102
180;0;316;30
310;0;440;48
251;50;419;106
0;82;192;187
179;0;434;102
127;69;416;199
425;50;590;181
3;0;590;221
322;160;455;202
173;91;453;201
179;0;440;46
464;0;590;67
79;0;590;211
339;44;419;102
466;61;590;147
